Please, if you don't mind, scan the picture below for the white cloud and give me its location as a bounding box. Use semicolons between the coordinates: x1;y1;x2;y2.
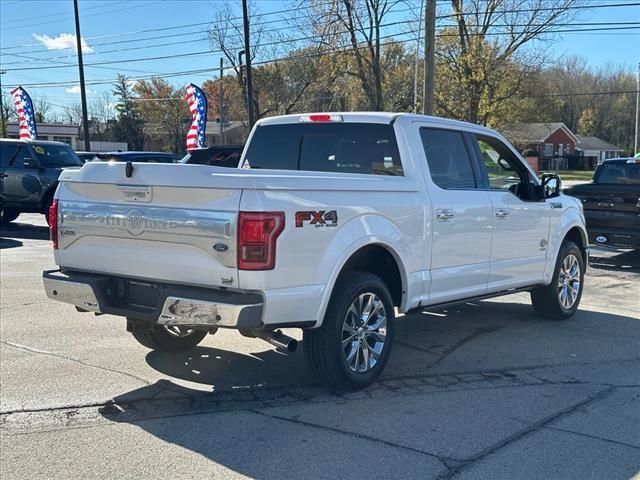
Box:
65;85;96;95
33;33;94;53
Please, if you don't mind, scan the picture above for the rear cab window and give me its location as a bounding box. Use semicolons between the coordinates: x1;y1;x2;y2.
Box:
244;123;403;176
594;161;640;185
32;144;82;167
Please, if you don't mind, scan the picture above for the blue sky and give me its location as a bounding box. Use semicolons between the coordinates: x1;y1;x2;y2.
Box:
1;0;638;118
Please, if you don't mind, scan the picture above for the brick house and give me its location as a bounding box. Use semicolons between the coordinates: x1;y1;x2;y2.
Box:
501;122;579;170
575;136;623;169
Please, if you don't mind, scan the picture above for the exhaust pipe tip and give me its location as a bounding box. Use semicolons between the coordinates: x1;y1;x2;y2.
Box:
284;338;298;353
255;329;298;353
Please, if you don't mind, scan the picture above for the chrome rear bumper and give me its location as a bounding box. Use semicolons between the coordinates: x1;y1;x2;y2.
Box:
43;270;263;328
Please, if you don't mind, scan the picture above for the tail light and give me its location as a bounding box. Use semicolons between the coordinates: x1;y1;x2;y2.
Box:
49;199;59;249
238;212;285;270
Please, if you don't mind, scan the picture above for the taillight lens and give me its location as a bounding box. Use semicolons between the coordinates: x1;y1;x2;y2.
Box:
238;212;285;270
49;199;59;249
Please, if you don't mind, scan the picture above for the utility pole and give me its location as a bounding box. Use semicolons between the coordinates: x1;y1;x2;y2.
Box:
242;0;255;129
635;61;639;154
219;58;225;145
0;69;7;137
73;0;91;151
422;0;436;116
413;0;424;113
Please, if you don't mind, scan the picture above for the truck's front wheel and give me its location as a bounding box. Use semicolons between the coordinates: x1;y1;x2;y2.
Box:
130;323;207;352
530;240;584;320
304;271;395;391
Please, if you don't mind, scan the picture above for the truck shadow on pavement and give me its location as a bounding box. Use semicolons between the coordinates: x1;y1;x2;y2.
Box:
0;221;49;243
97;301;640;479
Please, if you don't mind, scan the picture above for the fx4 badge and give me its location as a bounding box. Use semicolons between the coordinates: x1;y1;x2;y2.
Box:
295;210;338;228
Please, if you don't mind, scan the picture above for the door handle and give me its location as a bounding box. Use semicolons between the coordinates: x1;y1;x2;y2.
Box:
597;202;614;208
0;174;7;179
436;209;454;221
495;209;510;219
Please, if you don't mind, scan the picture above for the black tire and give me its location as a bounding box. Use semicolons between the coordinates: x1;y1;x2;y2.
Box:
0;208;20;225
130;323;207;352
304;271;395;391
531;241;584;320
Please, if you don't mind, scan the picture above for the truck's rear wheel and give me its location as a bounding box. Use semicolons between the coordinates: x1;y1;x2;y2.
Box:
304;271;395;391
130;323;207;352
531;240;584;320
0;208;20;225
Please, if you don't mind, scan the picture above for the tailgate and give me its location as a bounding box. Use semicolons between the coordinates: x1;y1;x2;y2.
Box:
567;184;640;230
54;162;240;289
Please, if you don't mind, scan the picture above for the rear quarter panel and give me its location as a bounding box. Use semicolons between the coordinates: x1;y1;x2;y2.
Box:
238;176;426;326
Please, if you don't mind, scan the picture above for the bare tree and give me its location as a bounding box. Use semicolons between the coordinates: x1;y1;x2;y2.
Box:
306;0;401;110
34;96;52;123
440;0;581;124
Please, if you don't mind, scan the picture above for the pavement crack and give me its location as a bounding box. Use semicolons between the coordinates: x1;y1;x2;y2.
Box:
543;426;640;450
440;386;616;479
0;340;151;387
252;409;458;472
426;327;501;369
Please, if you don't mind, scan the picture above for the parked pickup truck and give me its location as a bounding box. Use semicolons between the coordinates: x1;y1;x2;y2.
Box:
42;113;588;390
563;158;640;249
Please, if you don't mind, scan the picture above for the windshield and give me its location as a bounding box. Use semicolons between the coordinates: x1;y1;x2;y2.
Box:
594;162;640;185
181;147;243;167
32;144;82;167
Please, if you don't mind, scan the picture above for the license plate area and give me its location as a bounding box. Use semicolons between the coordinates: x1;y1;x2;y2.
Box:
99;278;162;313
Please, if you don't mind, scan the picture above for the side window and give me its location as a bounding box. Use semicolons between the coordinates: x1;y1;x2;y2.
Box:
10;146;32;168
420;128;476;189
0;143;17;168
474;135;535;201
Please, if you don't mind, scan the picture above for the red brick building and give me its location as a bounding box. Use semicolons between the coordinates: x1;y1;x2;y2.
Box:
501;123;579;170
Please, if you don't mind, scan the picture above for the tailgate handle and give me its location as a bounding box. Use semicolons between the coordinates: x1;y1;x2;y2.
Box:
117;185;152;203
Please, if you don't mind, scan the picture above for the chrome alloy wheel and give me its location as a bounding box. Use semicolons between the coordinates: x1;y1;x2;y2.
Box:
164;325;196;337
557;253;581;310
341;292;388;373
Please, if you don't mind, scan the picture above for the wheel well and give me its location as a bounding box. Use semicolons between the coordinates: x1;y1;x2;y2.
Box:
339;244;403;306
564;227;587;262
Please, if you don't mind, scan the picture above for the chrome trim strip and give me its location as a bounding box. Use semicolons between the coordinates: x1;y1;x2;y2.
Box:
57;201;237;266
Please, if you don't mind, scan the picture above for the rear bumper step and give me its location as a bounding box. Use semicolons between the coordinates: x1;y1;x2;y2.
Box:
42;269;263;329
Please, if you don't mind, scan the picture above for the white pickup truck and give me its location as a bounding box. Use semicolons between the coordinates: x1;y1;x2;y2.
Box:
43;113;587;390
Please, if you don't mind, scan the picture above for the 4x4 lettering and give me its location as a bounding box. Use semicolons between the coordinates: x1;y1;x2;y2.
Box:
295;210;338;228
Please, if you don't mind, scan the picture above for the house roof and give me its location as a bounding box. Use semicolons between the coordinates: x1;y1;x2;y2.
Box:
575;135;622;152
501;122;579;144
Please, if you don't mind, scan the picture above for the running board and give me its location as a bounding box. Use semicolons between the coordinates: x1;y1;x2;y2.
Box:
408;285;540;315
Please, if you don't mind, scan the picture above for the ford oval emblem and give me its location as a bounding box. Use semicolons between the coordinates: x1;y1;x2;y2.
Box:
213;243;228;252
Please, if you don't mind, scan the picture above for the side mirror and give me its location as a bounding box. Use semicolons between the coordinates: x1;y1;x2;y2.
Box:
540;173;561;199
22;157;40;168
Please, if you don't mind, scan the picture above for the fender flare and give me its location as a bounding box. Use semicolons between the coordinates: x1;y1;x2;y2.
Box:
546;209;588;280
312;214;412;327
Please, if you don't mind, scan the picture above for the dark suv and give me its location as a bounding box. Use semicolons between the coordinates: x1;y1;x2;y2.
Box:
0;139;82;224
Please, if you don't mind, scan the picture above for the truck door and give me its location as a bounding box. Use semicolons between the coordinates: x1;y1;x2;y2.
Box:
2;144;43;206
470;134;550;291
419;127;492;304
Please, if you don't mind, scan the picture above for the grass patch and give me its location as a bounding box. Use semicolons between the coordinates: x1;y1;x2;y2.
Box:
552;170;594;181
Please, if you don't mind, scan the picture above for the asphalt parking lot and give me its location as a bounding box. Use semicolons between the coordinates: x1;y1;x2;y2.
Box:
1;214;639;479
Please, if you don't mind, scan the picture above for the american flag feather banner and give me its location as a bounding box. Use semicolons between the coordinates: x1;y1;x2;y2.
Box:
185;83;207;150
11;86;38;141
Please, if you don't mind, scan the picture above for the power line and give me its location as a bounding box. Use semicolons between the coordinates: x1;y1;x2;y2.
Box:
3;23;638;73
2;0;636;52
4;19;638;68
